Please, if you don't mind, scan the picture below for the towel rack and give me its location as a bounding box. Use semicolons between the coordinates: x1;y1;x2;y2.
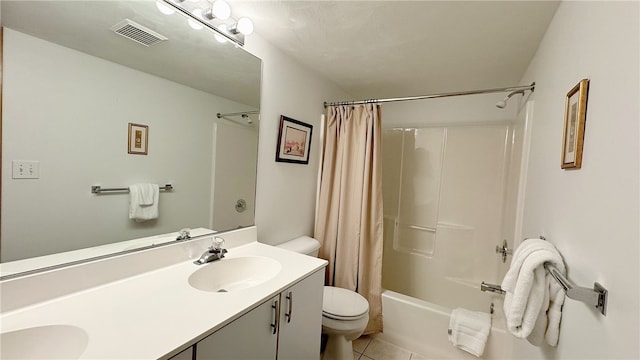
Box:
544;263;608;316
91;184;173;194
481;236;609;316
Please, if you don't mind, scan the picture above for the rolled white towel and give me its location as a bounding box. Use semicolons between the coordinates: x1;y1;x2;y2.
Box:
501;238;566;346
448;308;491;357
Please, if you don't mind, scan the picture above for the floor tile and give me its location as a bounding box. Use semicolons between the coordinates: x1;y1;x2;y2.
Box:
409;353;429;360
353;351;361;360
362;337;412;360
353;335;372;353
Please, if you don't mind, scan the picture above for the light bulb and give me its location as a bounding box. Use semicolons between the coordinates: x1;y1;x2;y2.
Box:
188;9;204;30
156;0;175;15
211;0;231;20
236;17;254;35
214;24;228;43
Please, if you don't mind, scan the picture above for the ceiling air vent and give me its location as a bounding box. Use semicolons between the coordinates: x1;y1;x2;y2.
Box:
111;19;167;47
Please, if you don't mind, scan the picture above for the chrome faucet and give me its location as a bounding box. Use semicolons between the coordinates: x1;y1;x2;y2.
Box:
194;237;227;265
176;228;191;241
480;281;506;295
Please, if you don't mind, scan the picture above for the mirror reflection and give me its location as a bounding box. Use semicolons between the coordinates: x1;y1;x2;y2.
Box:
0;0;261;273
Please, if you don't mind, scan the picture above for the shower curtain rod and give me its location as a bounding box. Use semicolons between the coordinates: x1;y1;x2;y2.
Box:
216;110;260;118
323;82;535;108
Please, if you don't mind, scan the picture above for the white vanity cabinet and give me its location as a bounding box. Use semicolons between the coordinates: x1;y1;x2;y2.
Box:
276;269;324;360
196;294;279;359
169;346;195;360
195;269;324;360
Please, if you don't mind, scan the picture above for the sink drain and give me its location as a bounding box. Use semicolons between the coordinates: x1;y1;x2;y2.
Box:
217;289;228;293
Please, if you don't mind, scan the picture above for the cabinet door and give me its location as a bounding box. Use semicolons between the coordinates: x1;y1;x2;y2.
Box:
169;346;193;360
277;269;325;360
196;295;279;360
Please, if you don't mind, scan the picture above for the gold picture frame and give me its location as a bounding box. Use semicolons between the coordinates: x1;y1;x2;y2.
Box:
561;79;589;169
128;123;149;155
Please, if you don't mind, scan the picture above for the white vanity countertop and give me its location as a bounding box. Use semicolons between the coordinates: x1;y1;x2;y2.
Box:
0;241;327;359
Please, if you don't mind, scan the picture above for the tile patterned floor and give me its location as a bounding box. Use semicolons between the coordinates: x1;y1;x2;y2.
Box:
352;335;427;360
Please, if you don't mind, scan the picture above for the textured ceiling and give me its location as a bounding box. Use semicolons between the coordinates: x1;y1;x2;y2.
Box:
2;1;560;105
232;0;560;99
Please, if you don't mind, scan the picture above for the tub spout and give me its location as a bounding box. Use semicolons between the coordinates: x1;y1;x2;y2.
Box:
480;282;506;295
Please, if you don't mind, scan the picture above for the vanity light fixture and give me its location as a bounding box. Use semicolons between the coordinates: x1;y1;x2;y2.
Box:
203;0;231;20
158;0;252;46
155;0;175;15
214;24;229;43
188;9;204;30
229;17;254;35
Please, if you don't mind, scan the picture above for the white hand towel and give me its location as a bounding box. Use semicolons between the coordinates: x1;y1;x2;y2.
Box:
448;308;491;357
501;238;566;346
129;183;159;222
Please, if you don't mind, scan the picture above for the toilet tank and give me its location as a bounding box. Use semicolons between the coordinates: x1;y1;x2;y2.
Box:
276;236;320;257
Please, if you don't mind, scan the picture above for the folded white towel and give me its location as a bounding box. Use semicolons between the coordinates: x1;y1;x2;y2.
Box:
501;238;566;346
129;183;159;222
448;308;491;357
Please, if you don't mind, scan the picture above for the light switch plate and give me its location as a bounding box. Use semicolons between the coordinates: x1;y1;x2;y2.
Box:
12;160;40;179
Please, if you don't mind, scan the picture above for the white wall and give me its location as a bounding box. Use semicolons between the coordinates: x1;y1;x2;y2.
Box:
1;28;253;261
243;35;351;245
381;92;521;128
514;1;639;358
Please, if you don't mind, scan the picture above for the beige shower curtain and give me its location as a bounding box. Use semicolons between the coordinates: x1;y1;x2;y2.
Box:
314;104;383;334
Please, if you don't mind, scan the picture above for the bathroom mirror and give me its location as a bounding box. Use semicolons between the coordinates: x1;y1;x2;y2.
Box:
0;0;261;274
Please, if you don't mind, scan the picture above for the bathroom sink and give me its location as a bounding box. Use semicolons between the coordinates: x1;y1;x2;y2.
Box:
188;256;282;292
0;325;89;359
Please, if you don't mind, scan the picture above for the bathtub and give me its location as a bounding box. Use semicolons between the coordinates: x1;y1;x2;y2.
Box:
378;290;513;359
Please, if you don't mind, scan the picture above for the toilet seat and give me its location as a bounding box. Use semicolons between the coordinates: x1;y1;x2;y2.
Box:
322;286;369;320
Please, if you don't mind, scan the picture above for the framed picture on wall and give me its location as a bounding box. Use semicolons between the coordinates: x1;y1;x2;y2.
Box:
128;123;149;155
275;115;313;164
561;79;589;169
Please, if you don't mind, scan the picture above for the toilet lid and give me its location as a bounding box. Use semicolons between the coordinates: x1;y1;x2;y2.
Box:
322;286;369;320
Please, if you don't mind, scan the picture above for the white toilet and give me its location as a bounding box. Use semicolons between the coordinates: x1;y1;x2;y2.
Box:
276;236;370;360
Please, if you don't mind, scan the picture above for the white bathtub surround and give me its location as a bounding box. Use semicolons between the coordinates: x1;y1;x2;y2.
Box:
448;308;491;357
315;104;384;334
380;291;511;359
381;124;522;312
501;238;565;346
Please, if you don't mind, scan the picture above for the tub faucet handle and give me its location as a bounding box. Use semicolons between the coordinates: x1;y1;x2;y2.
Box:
495;239;512;263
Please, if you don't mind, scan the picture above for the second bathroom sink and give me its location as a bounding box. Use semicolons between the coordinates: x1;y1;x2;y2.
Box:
188;256;282;292
1;324;89;359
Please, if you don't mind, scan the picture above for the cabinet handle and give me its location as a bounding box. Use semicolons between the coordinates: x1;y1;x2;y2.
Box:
271;299;279;335
285;291;293;323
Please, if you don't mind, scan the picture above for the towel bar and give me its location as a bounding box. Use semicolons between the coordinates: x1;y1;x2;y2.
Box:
543;263;608;316
91;184;173;194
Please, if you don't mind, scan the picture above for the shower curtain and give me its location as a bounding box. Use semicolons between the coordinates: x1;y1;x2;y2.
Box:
314;104;383;334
